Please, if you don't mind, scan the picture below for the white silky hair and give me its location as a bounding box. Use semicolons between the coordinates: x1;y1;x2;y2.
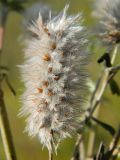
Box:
20;5;89;153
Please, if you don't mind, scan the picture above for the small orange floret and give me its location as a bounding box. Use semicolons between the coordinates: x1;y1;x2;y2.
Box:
60;96;65;101
65;113;69;117
48;89;54;96
50;129;53;135
37;108;43;112
43;81;49;87
44;100;48;105
37;88;43;93
60;52;64;56
54;76;60;81
44;27;49;32
43;54;51;61
44;27;51;36
51;42;56;50
57;31;62;37
48;67;52;73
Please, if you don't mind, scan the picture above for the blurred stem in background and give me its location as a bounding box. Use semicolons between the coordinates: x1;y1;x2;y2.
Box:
0;6;8;53
0;87;17;160
87;44;119;158
0;0;26;159
72;43;120;160
0;1;17;160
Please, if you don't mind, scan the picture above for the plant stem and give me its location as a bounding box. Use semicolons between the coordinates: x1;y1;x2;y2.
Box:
87;44;118;117
108;127;120;157
49;137;53;160
72;44;119;160
0;7;17;160
111;45;118;64
87;104;100;157
71;134;85;160
87;44;119;157
0;90;17;160
110;65;120;72
49;151;53;160
0;26;5;52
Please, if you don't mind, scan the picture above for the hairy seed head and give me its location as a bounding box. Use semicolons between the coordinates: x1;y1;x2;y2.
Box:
20;5;90;153
93;0;120;46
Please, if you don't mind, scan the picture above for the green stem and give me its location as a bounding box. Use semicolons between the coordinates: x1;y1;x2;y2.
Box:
49;151;53;160
88;44;119;117
0;6;17;160
87;44;119;157
0;90;17;160
71;134;85;160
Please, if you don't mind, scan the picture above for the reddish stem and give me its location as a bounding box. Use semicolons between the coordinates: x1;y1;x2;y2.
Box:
0;26;5;51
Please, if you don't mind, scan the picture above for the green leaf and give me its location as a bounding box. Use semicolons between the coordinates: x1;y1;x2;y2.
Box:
8;1;24;11
97;53;112;67
109;79;120;96
91;117;116;136
0;0;7;5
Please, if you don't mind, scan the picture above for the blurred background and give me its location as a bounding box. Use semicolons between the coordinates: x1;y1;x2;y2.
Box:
0;0;120;159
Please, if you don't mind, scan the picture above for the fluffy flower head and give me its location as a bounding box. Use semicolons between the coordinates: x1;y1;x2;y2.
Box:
93;0;120;44
20;5;89;153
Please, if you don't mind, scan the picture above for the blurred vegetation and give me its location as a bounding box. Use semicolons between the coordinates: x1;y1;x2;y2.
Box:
0;0;120;159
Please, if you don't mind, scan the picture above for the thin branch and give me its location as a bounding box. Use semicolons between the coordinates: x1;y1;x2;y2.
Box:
112;145;120;160
86;44;119;158
88;44;119;117
0;6;17;160
110;65;120;72
79;139;85;160
71;134;85;160
94;128;120;160
0;26;4;52
95;142;105;160
108;127;120;157
72;44;119;160
5;74;16;96
49;151;53;160
49;131;54;160
87;104;101;157
111;45;118;64
0;89;17;160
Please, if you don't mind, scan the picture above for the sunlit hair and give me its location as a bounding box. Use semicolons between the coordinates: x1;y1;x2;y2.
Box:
20;5;89;153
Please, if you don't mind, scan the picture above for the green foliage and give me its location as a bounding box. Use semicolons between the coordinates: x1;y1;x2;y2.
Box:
109;79;120;96
91;117;116;136
0;0;27;12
